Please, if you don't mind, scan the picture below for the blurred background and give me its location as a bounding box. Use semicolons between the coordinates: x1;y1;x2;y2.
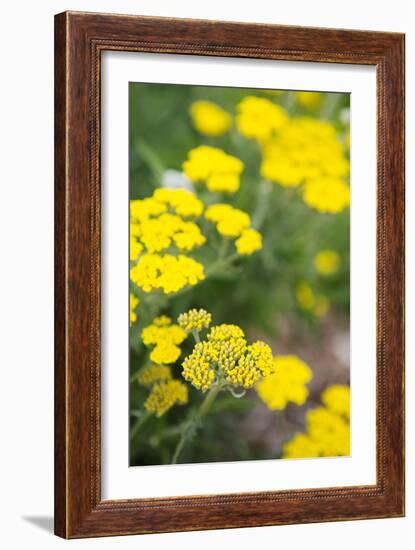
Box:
129;83;350;466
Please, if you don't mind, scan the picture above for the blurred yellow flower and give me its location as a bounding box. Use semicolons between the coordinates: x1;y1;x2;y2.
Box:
260;117;349;190
130;235;144;262
137;365;172;386
182;317;274;391
178;308;212;332
296;281;315;311
321;384;350;420
205;203;251;237
282;384;350;459
256;355;313;410
314;249;340;275
296;282;330;317
142;316;187;365
190;100;231;136
295;91;322;109
144;380;189;417
129;293;139;326
236;96;289;141
303;177;350;213
153;188;204;218
130;197;167;223
283;433;320;458
130;253;205;294
235;228;263;256
182;146;244;193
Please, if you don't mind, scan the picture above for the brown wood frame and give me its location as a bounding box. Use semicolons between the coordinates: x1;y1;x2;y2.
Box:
54;10;405;539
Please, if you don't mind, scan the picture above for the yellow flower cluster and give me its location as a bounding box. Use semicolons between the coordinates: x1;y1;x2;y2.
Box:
236;96;289;141
295;91;322;109
321;384;350;419
302;177;350;213
260;117;349;185
182;146;244;193
296;281;330;318
204;204;263;256
144;380;189;417
256;355;313;410
190;100;231;136
141;316;187;365
249;115;351;214
130;253;205;294
178;308;212;332
138;213;206;253
182;318;274;391
130;293;139;327
130;189;206;294
283;384;350;459
152;188;204;217
235;228;263;255
137;364;172;386
314;249;340;275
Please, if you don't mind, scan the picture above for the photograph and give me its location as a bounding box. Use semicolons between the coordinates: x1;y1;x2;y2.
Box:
129;83;351;466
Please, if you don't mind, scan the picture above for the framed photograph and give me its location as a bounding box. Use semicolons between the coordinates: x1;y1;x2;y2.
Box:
54;11;405;538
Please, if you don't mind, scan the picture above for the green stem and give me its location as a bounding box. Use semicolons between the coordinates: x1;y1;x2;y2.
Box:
130;410;151;440
171;384;222;464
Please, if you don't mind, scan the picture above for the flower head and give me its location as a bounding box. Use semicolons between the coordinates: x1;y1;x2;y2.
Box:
182;320;274;391
303;177;350;213
130;253;205;294
235;228;263;256
142;317;187;365
321;384;350;420
144;380;188;417
295;91;322;109
137;365;172;386
178;308;212;332
182;146;244;193
236;96;288;141
190;100;231;136
282;384;350;459
314;250;340;275
256;355;312;410
205;204;251;237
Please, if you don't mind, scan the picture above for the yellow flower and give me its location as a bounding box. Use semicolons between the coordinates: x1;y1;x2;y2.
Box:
129;293;139;326
283;433;321;459
141;322;186;347
235;228;262;255
256;355;313;410
153;315;172;327
130;253;205;294
282;384;351;459
306;407;350;456
144;380;188;417
321;384;350;420
260;117;349;188
153;188;204;217
205;204;251;237
172;221;206;251
314;250;340;275
190;100;231;136
296;281;315;311
182;320;274;391
295;91;322;109
182;341;218;391
150;342;182;365
236;96;288;141
182;146;244;194
130;235;144;261
303;177;350;213
178;308;212;332
130;197;167;223
137;365;172;386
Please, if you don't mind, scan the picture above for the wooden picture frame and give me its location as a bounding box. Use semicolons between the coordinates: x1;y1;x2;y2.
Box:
54;11;405;538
